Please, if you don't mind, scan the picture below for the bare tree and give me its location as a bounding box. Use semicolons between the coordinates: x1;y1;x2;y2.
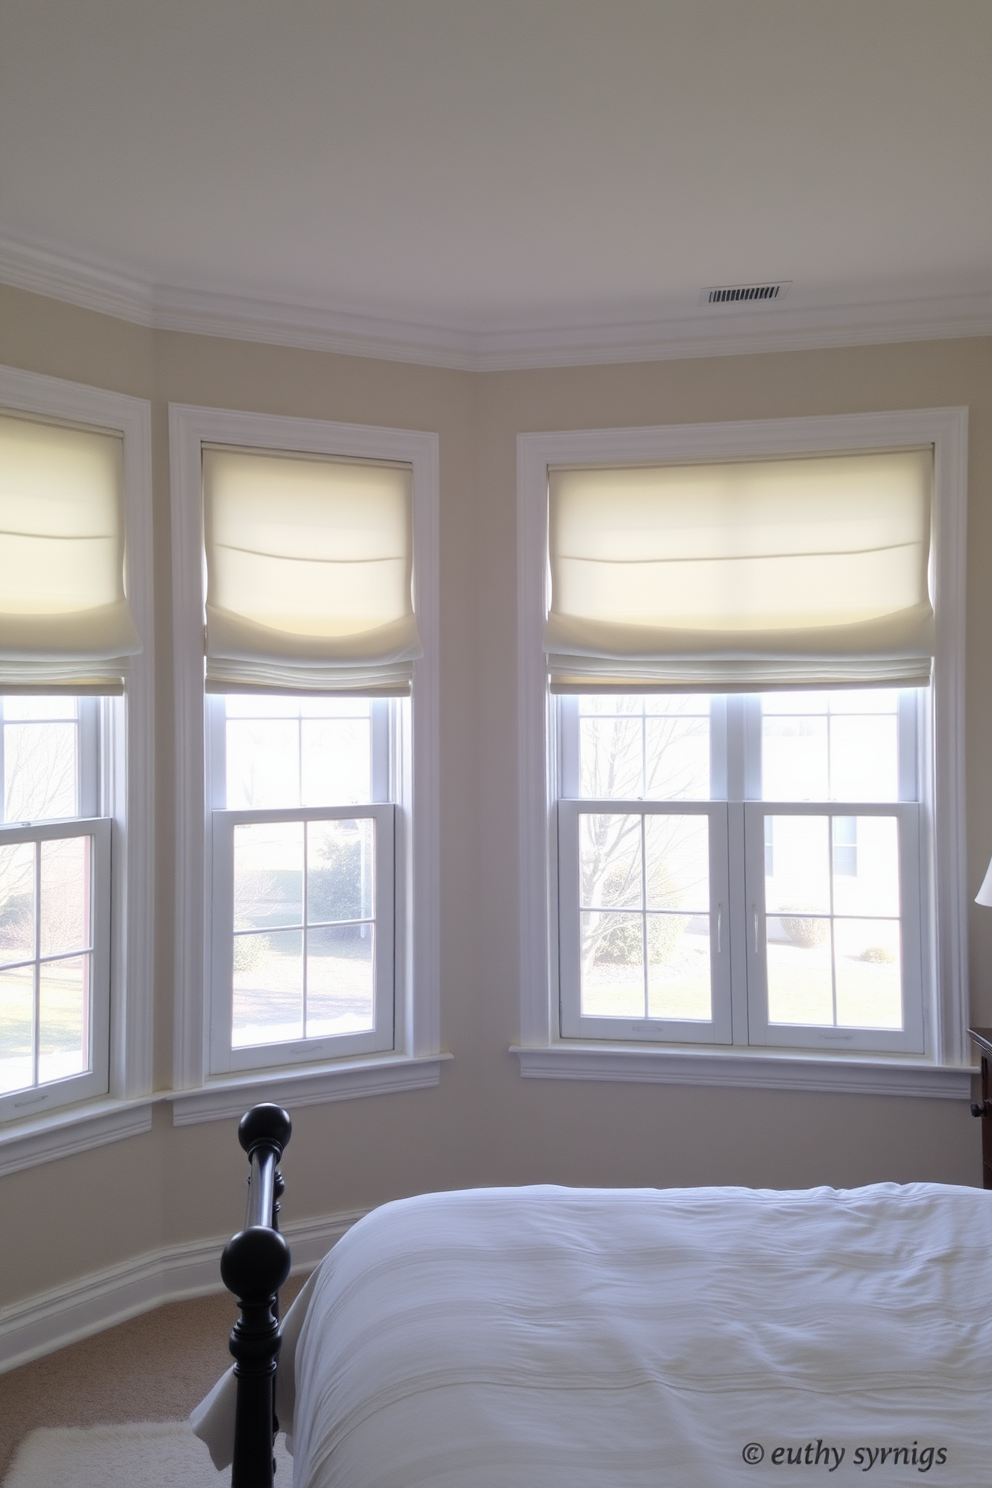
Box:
577;703;708;980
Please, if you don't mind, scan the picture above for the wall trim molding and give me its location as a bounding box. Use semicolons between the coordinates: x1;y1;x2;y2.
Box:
2;235;990;372
170;1054;451;1126
0;1207;365;1375
512;1045;976;1100
0;1098;154;1179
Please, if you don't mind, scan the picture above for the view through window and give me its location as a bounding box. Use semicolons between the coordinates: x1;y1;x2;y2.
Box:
208;694;394;1069
560;689;919;1052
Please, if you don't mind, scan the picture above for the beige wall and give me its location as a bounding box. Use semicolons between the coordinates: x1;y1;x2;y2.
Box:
1;283;990;1309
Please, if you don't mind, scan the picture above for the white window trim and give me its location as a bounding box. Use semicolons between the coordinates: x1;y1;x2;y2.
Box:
0;364;156;1167
515;408;973;1098
169;404;442;1120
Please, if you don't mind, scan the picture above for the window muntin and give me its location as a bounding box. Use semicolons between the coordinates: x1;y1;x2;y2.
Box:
559;688;924;1054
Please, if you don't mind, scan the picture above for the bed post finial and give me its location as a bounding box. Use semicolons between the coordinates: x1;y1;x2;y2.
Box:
238;1102;292;1160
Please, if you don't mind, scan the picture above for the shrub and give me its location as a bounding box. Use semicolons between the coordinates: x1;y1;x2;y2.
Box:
779;913;829;949
233;933;269;973
860;944;896;964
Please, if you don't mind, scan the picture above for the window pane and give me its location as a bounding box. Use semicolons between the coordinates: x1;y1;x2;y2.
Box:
232;928;303;1046
579;717;642;798
4;697;77;721
644;715;709;799
301;719;371;806
40;835;90;956
226;720;300;809
224;695;300;719
834;919;902;1028
766;918;834;1025
4;720;78;820
764;815;831;915
0;963;33;1094
307;818;373;924
234;822;303;929
0;841;35;962
300;696;372;719
39;955;88;1083
644;815;709;913
830;716;897;800
762;715;828;800
307;924;374;1036
832;816;900;918
579;909;643;1018
579;813;642;909
647;913;711;1021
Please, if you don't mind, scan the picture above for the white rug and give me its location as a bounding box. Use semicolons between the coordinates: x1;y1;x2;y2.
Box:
3;1420;294;1488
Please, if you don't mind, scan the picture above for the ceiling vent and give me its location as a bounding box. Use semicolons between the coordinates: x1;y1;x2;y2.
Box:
701;281;791;306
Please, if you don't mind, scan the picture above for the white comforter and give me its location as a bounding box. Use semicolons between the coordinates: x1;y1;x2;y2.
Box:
194;1183;992;1487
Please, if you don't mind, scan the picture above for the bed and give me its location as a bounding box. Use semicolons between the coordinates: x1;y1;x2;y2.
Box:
193;1105;992;1487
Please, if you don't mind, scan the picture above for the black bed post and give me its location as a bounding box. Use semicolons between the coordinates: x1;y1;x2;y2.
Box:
221;1104;293;1488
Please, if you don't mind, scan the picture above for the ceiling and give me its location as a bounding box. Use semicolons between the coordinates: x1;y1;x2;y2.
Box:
1;0;991;369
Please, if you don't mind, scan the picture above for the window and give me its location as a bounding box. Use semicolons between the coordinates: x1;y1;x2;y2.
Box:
1;697;111;1117
0;367;154;1147
558;689;922;1055
517;411;970;1096
170;406;441;1117
207;692;396;1073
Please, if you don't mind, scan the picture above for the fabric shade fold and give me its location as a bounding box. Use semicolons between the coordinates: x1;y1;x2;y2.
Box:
202;446;420;694
546;449;934;691
0;412;140;689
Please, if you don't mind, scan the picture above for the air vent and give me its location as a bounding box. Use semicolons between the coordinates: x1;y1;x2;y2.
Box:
701;281;791;306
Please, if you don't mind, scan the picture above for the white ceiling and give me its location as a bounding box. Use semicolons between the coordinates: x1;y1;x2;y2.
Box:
1;0;991;369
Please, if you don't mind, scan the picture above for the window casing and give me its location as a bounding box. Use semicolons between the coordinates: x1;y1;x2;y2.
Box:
516;410;970;1092
170;405;440;1108
0;366;154;1148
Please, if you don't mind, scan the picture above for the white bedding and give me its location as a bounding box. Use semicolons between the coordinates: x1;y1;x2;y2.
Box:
194;1183;992;1487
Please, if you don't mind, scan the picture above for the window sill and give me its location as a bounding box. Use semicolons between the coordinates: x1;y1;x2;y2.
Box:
170;1052;452;1127
510;1043;976;1100
0;1096;155;1178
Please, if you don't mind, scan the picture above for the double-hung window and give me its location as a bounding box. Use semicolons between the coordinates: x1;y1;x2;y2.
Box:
0;369;153;1134
171;407;440;1107
518;412;969;1090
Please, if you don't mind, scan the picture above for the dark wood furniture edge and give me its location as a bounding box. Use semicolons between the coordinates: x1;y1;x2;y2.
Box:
222;1104;293;1488
967;1029;992;1190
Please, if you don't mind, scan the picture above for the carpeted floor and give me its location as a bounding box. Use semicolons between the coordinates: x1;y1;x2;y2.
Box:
0;1277;308;1484
4;1420;294;1488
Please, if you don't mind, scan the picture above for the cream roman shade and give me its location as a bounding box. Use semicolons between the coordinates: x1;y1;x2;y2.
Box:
546;450;934;691
202;446;421;693
0;412;140;690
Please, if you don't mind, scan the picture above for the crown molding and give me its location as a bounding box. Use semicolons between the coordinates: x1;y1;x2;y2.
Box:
1;234;990;372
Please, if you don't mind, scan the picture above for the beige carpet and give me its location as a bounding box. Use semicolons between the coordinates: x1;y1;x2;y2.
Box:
0;1278;308;1483
3;1420;293;1488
